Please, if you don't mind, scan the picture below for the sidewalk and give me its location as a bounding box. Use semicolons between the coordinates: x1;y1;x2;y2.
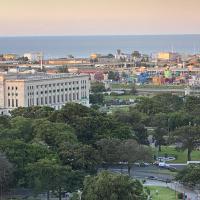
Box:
144;180;200;200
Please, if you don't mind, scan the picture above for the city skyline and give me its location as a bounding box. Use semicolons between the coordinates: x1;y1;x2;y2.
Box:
0;0;200;36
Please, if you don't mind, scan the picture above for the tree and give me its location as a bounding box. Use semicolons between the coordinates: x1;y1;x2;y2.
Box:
153;127;167;152
32;119;77;149
82;171;147;200
113;110;149;144
130;85;137;95
0;116;10;129
108;71;115;80
97;139;152;176
0;153;13;191
89;93;104;105
120;140;152;176
90;82;106;93
184;96;200;115
172;125;200;161
59;143;101;173
176;165;200;187
10;106;54;119
96;139;121;165
0;139;54;186
26;159;84;200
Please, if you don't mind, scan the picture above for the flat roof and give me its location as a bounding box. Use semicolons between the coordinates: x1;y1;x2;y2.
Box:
0;72;89;82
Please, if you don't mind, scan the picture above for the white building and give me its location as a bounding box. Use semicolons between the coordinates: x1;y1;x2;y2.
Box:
0;72;90;115
24;52;42;62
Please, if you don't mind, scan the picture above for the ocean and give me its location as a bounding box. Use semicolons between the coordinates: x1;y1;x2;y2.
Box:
0;35;200;58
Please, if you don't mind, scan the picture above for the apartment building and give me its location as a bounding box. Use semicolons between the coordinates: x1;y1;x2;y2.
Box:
0;72;90;115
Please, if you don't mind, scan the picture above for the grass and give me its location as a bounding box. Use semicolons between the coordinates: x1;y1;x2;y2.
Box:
104;94;136;101
108;105;132;113
153;146;200;163
146;186;177;200
110;83;186;90
136;84;186;89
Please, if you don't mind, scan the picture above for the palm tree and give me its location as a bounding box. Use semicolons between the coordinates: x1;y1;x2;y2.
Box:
173;125;200;161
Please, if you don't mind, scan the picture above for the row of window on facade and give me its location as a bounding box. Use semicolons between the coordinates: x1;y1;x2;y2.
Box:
8;86;18;90
27;80;87;90
28;92;86;106
8;99;18;108
27;86;87;96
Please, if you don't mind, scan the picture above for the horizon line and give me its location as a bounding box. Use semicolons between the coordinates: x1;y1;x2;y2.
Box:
0;33;200;38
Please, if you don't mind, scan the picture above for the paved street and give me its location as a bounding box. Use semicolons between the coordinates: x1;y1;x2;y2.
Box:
106;165;200;200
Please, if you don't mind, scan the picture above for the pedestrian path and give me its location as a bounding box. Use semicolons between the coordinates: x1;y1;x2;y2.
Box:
144;180;200;200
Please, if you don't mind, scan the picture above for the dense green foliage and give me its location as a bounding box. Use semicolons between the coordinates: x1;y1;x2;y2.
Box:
82;171;147;200
176;165;200;186
2;93;200;197
0;103;152;199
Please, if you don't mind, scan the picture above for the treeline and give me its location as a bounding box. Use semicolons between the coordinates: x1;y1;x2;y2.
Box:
0;103;151;199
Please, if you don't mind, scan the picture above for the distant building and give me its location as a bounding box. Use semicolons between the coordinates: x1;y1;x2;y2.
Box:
46;58;90;65
0;72;90;115
3;54;18;60
157;52;180;62
24;52;42;62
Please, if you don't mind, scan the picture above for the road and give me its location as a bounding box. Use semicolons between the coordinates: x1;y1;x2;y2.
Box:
106;165;200;200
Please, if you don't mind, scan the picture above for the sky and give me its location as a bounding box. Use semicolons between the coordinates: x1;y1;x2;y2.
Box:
0;0;200;36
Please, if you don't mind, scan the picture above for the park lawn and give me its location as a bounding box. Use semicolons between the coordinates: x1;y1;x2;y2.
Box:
108;106;132;113
153;146;200;163
104;94;136;101
136;84;186;89
147;186;176;200
111;83;186;90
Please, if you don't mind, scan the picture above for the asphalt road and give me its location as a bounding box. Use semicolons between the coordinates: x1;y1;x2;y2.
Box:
106;165;186;180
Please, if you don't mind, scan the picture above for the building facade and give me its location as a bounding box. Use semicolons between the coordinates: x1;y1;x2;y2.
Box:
0;72;90;115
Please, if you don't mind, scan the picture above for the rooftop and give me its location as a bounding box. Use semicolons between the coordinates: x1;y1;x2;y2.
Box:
0;72;88;81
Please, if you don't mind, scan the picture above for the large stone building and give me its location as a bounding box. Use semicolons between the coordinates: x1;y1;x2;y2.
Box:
0;72;90;115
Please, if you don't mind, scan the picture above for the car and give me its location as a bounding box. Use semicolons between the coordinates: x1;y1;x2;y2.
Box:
147;176;157;180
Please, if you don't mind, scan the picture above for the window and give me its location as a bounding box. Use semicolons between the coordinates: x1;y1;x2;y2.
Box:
49;96;52;104
8;87;10;90
45;97;47;104
57;95;60;103
77;93;79;100
37;98;39;105
16;99;18;107
16;87;18;90
53;96;56;103
41;97;43;105
12;99;14;107
61;95;63;102
65;94;68;101
69;94;72;101
8;99;10;107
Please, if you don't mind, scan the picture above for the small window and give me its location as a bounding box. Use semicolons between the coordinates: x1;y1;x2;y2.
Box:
16;99;18;107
